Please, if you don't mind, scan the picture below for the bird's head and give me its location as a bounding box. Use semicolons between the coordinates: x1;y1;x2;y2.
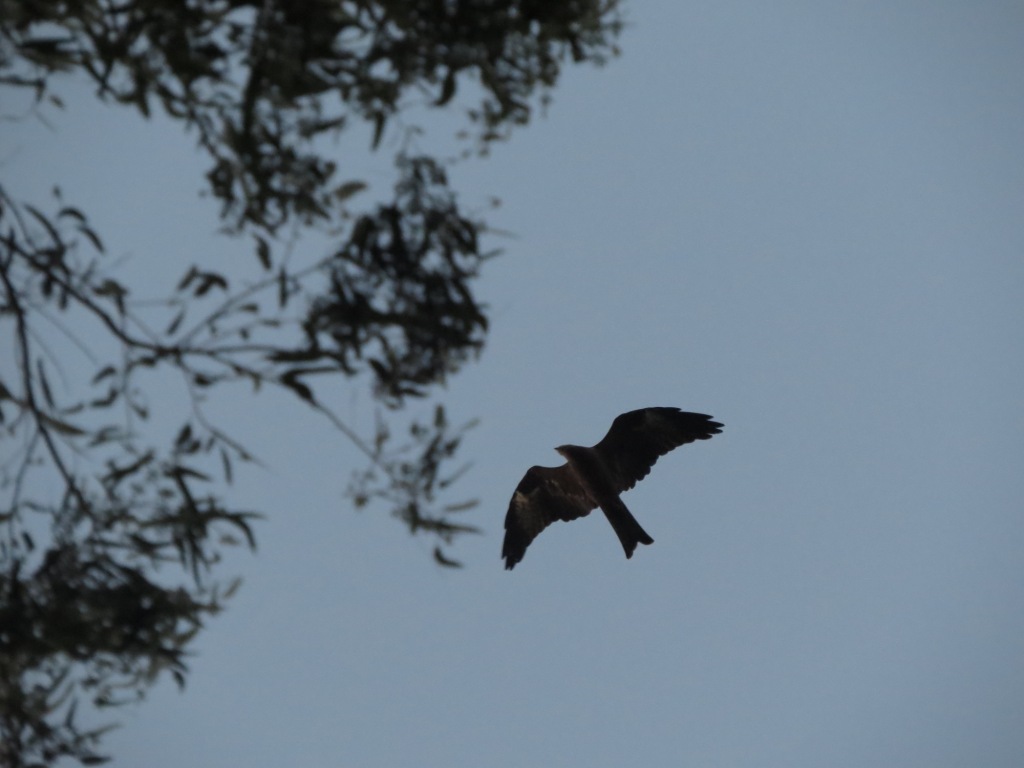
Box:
555;444;581;461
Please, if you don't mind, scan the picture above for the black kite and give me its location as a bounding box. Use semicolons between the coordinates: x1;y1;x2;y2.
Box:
502;408;722;569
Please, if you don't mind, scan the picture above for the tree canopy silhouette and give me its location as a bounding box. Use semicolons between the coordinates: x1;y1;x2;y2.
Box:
0;0;623;764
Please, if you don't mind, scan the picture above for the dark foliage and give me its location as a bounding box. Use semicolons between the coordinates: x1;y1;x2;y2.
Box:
305;155;492;404
0;0;622;764
1;0;621;232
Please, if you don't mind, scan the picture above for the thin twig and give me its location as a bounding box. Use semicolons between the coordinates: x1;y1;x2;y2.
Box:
0;251;90;516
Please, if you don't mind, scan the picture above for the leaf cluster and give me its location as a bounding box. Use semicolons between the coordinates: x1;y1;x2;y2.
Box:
305;155;491;404
1;0;623;232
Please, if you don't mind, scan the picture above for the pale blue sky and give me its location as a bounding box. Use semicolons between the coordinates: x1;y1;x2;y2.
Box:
3;2;1023;766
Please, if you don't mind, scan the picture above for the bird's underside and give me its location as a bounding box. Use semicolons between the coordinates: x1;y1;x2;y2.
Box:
502;408;723;569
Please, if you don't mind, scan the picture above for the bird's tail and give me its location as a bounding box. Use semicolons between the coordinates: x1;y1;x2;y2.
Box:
601;498;654;559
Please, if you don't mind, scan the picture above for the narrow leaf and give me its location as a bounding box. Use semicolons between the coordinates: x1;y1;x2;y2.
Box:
255;235;272;270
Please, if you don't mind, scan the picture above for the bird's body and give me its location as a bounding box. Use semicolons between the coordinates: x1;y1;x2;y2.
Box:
502;408;722;569
555;443;655;558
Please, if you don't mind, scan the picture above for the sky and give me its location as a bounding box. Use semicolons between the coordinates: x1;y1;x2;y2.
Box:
3;2;1024;766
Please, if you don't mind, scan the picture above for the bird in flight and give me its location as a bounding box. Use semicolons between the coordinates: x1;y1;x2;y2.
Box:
502;408;722;569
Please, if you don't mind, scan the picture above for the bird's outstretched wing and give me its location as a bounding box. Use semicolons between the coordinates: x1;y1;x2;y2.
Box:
502;464;594;569
593;408;722;494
